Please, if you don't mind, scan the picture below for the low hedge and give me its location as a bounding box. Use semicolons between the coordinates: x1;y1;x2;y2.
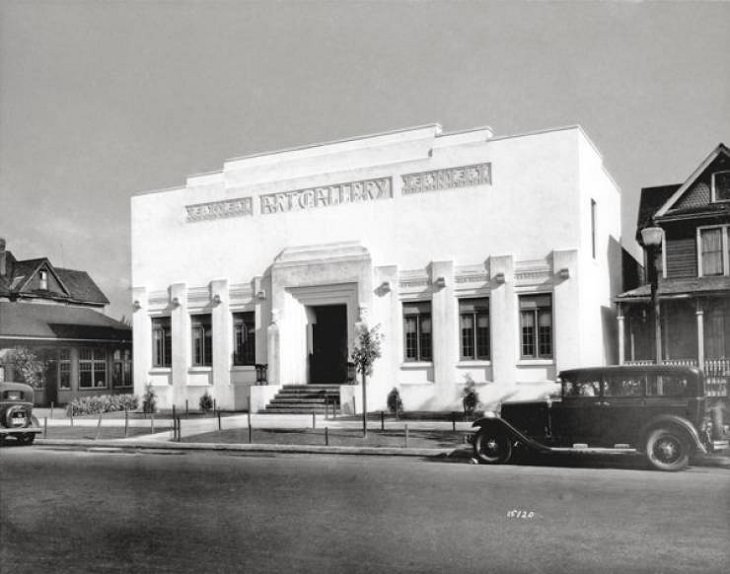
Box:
66;394;139;417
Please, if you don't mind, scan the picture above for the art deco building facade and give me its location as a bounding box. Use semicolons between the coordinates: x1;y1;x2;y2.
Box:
131;124;623;412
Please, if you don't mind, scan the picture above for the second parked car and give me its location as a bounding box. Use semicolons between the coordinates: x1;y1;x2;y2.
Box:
471;365;728;471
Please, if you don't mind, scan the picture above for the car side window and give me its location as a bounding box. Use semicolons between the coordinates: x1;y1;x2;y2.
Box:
647;375;688;397
563;376;600;397
603;375;644;397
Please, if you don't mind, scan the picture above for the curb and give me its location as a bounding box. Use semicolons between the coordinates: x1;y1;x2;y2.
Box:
35;438;459;458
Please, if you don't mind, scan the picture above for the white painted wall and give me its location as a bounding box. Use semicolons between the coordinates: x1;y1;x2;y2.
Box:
130;124;623;412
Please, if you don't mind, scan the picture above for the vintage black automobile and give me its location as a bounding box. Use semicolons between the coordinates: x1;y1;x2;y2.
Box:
0;381;42;445
471;365;728;471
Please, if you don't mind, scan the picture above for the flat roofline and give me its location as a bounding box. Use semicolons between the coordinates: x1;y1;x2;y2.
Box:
133;123;613;198
225;123;443;164
132;184;186;198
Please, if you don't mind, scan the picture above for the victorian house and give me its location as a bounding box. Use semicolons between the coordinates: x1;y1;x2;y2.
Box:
0;238;132;405
616;143;730;400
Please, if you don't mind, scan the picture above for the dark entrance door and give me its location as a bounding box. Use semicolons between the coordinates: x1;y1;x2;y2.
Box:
42;350;58;407
309;305;348;384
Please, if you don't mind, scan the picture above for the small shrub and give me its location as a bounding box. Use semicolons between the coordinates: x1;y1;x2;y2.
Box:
66;394;139;417
142;384;157;414
1;347;46;389
462;376;479;417
199;391;213;412
387;387;404;416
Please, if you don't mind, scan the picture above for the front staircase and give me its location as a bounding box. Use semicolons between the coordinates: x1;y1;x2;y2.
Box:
262;384;341;414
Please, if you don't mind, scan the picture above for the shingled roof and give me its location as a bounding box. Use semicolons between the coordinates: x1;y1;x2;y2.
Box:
0;249;108;306
635;184;679;241
616;276;730;301
0;302;130;341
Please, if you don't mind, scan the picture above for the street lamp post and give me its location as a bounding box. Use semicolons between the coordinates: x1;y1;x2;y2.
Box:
641;226;664;365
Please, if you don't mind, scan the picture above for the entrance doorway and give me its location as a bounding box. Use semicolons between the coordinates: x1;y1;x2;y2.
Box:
308;305;348;384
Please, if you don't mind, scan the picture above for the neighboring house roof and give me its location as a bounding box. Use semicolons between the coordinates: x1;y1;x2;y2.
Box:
616;276;730;302
635;184;679;240
54;268;109;305
0;302;130;342
0;250;108;306
653;143;730;219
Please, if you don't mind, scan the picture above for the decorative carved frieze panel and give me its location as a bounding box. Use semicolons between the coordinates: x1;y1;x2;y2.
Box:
186;197;253;222
187;287;210;308
148;290;170;311
401;163;491;195
229;284;254;306
514;262;552;286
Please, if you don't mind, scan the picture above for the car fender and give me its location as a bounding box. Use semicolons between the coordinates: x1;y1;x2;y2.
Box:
638;414;706;454
471;417;552;454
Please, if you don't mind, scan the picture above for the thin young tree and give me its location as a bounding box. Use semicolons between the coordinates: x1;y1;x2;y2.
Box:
351;323;383;437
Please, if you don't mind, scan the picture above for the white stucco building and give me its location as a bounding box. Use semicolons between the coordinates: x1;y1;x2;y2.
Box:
131;124;623;413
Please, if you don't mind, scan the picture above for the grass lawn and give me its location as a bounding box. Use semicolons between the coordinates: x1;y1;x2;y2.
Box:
181;427;470;450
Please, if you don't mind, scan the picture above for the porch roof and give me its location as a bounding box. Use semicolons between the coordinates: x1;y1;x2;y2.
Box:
0;301;131;343
616;276;730;302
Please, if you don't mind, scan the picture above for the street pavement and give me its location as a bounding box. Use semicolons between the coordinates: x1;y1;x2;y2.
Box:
1;447;728;574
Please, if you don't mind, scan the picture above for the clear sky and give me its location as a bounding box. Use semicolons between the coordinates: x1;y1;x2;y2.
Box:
1;0;728;320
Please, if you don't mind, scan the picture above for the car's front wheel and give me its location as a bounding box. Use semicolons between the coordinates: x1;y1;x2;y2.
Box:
17;433;35;445
646;428;690;471
474;430;513;464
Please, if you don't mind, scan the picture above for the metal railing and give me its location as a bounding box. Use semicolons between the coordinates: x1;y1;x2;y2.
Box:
623;358;729;396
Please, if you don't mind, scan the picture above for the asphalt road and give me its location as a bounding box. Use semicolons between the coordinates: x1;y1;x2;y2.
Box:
1;446;729;574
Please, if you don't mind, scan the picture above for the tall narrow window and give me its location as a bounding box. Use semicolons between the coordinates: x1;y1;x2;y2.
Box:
700;227;724;276
112;349;132;388
520;294;553;359
191;314;213;366
712;171;730;202
460;298;490;360
403;301;432;362
233;312;255;366
591;199;597;259
59;349;71;389
152;317;172;367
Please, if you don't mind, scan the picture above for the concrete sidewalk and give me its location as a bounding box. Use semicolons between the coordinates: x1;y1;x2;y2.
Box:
29;409;730;468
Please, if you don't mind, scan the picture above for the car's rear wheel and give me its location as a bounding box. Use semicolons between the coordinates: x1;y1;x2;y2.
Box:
646;428;690;471
474;430;513;464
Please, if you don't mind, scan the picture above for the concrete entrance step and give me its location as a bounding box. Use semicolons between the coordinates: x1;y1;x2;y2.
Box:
262;384;342;414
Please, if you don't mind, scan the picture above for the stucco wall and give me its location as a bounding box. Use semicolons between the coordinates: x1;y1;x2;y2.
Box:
130;125;622;411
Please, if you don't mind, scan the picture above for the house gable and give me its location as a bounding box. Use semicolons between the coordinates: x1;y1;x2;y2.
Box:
14;259;71;298
655;144;730;218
